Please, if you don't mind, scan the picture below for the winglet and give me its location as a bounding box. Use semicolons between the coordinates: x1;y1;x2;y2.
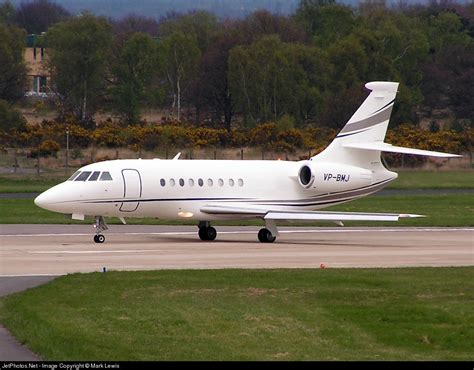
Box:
173;152;181;160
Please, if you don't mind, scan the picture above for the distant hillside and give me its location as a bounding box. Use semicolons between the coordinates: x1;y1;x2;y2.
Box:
10;0;299;19
8;0;451;20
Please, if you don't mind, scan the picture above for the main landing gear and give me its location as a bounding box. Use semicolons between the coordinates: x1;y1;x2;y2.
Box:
258;228;276;243
197;221;279;243
93;216;108;243
198;221;217;241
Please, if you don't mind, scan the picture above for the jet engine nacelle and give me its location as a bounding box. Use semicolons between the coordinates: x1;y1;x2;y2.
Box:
298;162;372;192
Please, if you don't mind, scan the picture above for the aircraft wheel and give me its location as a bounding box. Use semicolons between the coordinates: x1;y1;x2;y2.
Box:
206;226;217;241
198;226;217;241
258;228;276;243
198;227;208;240
94;234;105;243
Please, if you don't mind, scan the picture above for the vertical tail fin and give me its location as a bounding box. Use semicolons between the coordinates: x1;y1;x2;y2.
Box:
313;81;399;167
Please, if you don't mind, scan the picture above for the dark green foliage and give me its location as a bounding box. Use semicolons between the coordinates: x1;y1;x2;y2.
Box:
0;0;15;25
0;0;472;133
109;32;160;124
0;99;26;131
46;13;113;124
0;24;28;103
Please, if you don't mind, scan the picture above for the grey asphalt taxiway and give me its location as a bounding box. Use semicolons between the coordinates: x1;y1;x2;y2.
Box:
1;224;473;275
0;224;473;360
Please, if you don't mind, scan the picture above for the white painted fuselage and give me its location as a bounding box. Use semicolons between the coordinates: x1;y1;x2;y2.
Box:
34;158;396;221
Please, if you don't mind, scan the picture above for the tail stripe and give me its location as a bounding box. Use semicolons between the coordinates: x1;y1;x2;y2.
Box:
371;98;395;115
338;103;394;136
336;127;371;139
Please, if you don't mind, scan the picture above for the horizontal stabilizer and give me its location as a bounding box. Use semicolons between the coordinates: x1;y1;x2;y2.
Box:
343;142;462;158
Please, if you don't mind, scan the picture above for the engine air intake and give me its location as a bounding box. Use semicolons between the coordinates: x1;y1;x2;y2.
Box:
299;165;314;188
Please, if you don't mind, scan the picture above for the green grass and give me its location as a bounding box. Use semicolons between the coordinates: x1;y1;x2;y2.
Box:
388;170;474;189
0;170;473;192
0;268;473;360
0;193;472;226
0;176;64;193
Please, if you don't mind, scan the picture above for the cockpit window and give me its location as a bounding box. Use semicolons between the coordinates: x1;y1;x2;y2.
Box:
75;171;92;181
88;171;101;181
67;171;81;181
99;172;113;181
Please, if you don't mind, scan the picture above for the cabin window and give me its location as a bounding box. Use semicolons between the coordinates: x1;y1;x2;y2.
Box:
207;178;213;186
179;178;185;187
198;178;204;187
88;171;100;181
238;178;244;187
229;178;235;187
75;171;92;181
170;178;175;187
68;171;81;181
160;179;166;186
189;179;195;187
99;172;113;181
218;178;224;187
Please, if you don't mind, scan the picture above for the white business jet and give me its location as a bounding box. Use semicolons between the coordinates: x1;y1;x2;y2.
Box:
35;82;461;243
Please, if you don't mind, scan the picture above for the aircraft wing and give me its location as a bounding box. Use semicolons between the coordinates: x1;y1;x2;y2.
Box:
200;205;424;222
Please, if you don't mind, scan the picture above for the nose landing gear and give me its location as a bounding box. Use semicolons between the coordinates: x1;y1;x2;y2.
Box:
93;216;108;243
93;234;105;243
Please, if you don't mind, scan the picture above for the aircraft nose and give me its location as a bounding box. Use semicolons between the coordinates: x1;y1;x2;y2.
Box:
34;191;49;209
34;183;77;214
34;188;59;211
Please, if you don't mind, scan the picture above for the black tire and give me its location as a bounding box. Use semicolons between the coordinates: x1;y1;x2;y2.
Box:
206;226;217;241
258;228;276;243
94;234;105;243
198;226;217;241
198;227;208;241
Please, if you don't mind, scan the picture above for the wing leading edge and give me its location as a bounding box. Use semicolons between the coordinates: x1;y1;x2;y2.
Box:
200;204;424;222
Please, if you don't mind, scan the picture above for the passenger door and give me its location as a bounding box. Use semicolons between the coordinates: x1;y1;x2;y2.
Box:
120;169;142;212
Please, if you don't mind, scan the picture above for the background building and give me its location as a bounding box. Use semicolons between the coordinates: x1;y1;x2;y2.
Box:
24;34;49;97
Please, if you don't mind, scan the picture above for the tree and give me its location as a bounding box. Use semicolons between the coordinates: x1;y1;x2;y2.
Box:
285;43;332;124
194;28;243;130
158;11;218;53
420;10;473;121
294;1;356;46
229;36;291;124
0;99;26;131
0;0;15;25
229;34;332;126
0;24;28;103
46;13;113;124
238;10;308;44
15;0;70;34
109;32;160;124
112;14;160;38
158;31;200;121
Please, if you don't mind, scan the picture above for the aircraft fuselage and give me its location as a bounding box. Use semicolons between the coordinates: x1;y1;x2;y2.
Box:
34;158;396;221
